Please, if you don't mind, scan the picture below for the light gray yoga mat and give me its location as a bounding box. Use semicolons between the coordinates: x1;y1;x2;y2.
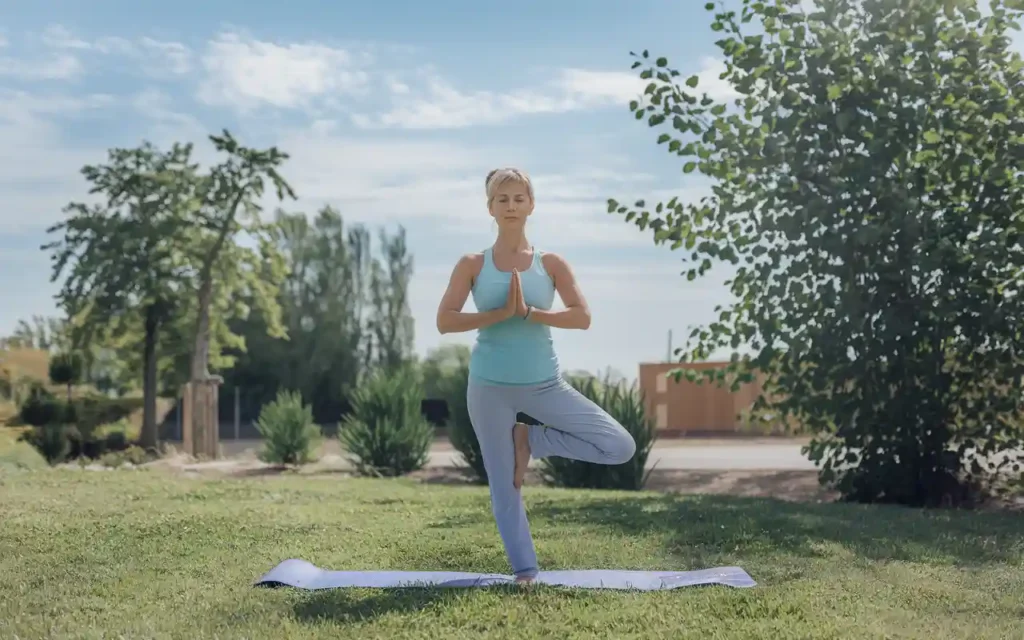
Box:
254;558;757;591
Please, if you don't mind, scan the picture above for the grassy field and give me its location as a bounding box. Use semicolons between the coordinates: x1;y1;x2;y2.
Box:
1;466;1022;640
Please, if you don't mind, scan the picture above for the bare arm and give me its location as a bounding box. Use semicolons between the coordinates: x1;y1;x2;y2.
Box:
528;253;592;330
436;254;512;334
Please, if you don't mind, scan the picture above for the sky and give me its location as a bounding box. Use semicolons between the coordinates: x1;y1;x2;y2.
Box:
0;0;751;382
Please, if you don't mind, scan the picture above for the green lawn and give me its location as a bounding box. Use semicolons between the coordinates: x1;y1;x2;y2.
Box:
1;468;1022;639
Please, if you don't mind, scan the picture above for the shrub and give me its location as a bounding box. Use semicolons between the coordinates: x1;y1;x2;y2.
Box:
19;423;71;465
339;366;433;477
538;374;658;491
17;383;64;427
48;352;83;402
254;390;322;465
99;445;150;468
438;359;486;483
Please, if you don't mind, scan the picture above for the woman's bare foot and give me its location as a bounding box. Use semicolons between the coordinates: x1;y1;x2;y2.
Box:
514;574;536;585
512;422;531;490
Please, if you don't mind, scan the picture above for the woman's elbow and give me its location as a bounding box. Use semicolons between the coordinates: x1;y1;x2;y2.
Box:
578;308;592;330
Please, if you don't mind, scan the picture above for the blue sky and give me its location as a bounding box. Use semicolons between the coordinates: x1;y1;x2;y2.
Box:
0;0;744;381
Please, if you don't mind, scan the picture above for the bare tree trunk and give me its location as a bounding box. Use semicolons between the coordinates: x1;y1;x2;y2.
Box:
190;279;214;381
187;191;244;459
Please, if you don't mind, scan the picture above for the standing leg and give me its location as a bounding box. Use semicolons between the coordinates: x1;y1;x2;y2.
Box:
518;377;636;465
466;380;539;580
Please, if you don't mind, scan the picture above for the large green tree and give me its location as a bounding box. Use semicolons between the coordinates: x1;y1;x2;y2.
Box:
186;131;293;383
45;142;198;448
610;0;1024;506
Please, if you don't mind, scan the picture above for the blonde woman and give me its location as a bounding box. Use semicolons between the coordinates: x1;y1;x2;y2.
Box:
435;168;636;583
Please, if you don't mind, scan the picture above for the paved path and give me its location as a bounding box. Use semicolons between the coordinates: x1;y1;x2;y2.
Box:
218;439;816;471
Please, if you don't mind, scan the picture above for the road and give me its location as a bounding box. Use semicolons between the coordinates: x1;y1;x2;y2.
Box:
218;439;816;471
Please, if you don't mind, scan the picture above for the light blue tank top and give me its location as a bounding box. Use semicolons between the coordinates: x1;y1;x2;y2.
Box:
469;247;560;385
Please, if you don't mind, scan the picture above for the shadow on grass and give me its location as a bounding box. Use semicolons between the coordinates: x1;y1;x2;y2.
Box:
434;492;1024;568
290;584;589;625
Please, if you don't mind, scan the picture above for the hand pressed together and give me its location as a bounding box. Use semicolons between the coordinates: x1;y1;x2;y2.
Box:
503;269;529;320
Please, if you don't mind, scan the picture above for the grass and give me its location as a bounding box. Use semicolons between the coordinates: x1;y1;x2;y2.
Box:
0;426;47;472
1;468;1023;640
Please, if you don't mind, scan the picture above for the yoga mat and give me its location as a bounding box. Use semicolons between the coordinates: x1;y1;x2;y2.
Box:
254;559;757;591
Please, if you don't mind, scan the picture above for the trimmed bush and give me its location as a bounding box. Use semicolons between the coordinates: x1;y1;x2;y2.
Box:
254;390;322;465
18;423;71;465
438;359;486;483
339;366;433;477
17;383;64;427
539;374;658;491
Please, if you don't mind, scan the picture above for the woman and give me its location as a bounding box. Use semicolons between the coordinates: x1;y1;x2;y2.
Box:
435;167;637;583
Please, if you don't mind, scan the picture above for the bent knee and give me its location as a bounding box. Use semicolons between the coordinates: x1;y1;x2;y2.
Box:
607;428;636;465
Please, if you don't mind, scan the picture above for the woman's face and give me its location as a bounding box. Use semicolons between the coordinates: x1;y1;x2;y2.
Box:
488;181;534;230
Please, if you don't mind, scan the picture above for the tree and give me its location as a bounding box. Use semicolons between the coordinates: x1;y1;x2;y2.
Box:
420;343;471;399
609;0;1024;506
45;142;198;448
221;207;416;427
47;351;83;404
3;315;69;351
186;130;293;383
365;227;416;372
223;206;373;424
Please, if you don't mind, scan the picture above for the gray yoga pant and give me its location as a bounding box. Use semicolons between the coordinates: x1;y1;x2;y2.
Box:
466;376;637;578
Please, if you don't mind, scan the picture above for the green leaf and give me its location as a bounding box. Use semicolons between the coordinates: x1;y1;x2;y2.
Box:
686;75;700;88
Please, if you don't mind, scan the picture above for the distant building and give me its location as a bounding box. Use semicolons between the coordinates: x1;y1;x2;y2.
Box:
637;361;765;436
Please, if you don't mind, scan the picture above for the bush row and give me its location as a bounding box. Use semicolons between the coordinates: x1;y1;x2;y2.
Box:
13;382;143;465
257;363;658;491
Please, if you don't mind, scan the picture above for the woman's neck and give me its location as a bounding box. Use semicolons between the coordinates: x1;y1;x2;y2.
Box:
493;230;530;254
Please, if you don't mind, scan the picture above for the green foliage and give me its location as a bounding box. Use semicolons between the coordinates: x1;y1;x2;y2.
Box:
610;0;1024;506
18;424;71;465
220;208;417;426
186;130;295;382
539;374;658;491
254;390;322;465
339;366;433;477
17;384;65;428
420;344;471;399
47;352;83;387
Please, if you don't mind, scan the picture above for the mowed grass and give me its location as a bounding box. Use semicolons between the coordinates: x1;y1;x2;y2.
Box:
1;469;1023;640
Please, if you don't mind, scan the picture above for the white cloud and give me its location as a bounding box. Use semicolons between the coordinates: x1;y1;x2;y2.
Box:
262;123;667;249
197;31;371;112
0;95;106;232
560;56;740;106
352;56;739;130
0;52;82;80
15;24;194;78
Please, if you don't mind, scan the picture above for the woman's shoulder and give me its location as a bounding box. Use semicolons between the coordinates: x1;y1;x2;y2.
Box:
452;252;485;278
539;250;569;270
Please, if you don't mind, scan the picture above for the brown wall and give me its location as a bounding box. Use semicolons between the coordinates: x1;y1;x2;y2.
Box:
637;362;764;435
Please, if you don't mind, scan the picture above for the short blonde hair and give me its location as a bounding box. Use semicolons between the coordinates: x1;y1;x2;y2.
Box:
485;167;534;203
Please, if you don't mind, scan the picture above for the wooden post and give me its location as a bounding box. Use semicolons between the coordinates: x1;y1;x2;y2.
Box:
181;382;193;454
182;376;223;459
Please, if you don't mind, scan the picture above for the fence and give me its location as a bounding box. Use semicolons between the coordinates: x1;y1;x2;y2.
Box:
158;385;451;442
